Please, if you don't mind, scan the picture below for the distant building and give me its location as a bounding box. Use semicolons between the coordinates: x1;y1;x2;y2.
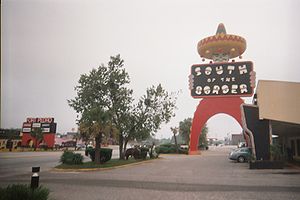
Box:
207;137;218;145
231;134;245;145
57;131;117;147
63;132;78;140
0;129;22;150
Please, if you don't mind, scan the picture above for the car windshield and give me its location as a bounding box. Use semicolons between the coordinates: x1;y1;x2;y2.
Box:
232;148;248;152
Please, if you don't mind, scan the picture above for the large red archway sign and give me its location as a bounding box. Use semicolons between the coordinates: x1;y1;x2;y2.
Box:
188;24;254;154
189;97;244;155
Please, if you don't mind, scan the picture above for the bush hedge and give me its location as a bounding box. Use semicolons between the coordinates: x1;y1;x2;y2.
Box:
85;147;113;163
125;147;150;160
156;143;188;154
134;147;148;159
0;184;50;200
60;150;83;165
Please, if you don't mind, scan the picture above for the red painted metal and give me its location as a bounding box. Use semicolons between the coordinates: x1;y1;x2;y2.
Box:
189;97;244;155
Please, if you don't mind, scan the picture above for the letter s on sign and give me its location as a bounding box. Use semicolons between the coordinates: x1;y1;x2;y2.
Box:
195;67;201;76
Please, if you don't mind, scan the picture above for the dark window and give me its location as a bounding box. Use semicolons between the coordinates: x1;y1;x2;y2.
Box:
291;140;295;156
297;139;300;156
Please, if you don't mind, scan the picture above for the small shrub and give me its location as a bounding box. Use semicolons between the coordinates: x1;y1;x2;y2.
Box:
0;184;50;200
132;148;141;159
270;144;284;161
156;143;188;154
150;148;159;158
85;148;113;163
125;147;149;160
60;150;83;165
125;148;138;160
149;145;159;159
85;146;93;156
140;147;149;152
140;147;149;159
178;148;189;154
60;151;74;164
133;148;148;160
73;153;84;164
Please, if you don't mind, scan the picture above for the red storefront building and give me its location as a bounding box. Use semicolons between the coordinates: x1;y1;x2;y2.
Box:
21;117;57;148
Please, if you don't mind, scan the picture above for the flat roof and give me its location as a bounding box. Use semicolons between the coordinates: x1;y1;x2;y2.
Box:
256;80;300;124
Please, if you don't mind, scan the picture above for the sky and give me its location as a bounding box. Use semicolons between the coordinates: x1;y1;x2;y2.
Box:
2;0;300;140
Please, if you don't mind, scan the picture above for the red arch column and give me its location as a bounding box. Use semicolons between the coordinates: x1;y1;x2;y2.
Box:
189;97;244;155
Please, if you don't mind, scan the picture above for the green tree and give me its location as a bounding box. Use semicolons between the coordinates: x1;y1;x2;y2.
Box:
119;84;178;157
69;55;177;160
78;124;91;149
79;108;112;164
98;55;133;159
30;127;43;151
179;118;192;145
199;124;208;149
68;55;132;163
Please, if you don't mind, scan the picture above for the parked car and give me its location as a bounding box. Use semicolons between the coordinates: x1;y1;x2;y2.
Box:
229;147;252;163
76;144;86;150
237;142;246;148
61;141;76;148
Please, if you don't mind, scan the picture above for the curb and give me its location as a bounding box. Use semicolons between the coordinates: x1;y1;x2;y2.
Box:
159;153;190;156
286;163;300;170
51;158;162;173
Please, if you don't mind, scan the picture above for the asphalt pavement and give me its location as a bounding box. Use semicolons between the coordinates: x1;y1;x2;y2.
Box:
1;146;300;200
0;146;120;178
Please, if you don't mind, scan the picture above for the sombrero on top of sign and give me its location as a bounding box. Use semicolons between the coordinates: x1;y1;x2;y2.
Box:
197;23;247;61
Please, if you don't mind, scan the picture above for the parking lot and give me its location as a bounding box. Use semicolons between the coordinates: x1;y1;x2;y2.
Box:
1;145;300;200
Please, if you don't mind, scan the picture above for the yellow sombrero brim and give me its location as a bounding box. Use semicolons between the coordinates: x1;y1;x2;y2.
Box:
198;33;246;59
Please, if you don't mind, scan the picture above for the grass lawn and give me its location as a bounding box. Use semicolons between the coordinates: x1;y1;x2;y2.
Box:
55;158;150;169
